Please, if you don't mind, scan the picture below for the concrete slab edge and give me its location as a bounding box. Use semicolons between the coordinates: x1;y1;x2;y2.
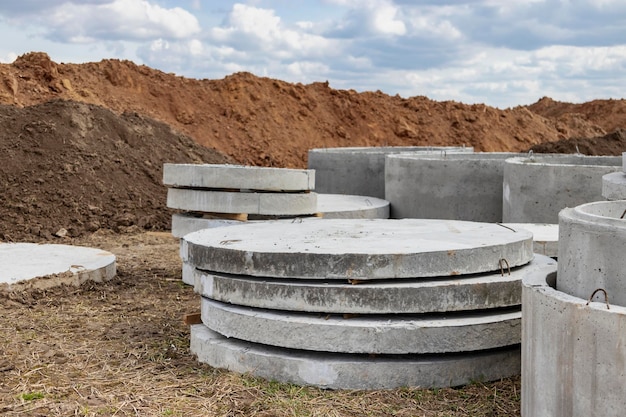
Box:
190;324;520;390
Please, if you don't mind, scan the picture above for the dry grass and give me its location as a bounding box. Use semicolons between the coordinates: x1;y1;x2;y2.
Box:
0;231;521;416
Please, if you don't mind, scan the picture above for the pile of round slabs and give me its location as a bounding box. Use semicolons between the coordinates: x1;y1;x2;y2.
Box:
182;218;550;389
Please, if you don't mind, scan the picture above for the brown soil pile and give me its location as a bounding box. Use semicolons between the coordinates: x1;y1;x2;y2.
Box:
1;52;626;243
1;52;622;168
0;99;232;242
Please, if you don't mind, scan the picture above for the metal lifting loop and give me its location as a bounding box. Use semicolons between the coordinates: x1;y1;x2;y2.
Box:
499;258;511;276
586;288;610;310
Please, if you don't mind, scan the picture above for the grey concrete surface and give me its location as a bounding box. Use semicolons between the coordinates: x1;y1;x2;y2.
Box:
163;163;315;191
503;154;622;224
308;146;473;199
385;152;524;221
172;214;243;239
167;188;318;215
521;266;626;417
191;324;521;390
557;200;626;306
500;223;559;257
623;152;626;172
170;194;389;238
182;219;534;279
317;194;390;219
192;256;556;313
602;171;626;201
200;297;521;354
0;243;116;289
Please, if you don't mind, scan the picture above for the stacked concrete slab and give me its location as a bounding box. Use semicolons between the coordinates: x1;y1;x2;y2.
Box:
503;154;622;224
522;200;626;416
183;218;553;389
385;152;524;221
164;163;318;219
170;194;390;239
308;146;473;199
602;152;626;200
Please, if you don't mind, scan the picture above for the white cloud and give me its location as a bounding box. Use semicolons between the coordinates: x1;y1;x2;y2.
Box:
7;0;200;43
209;4;339;59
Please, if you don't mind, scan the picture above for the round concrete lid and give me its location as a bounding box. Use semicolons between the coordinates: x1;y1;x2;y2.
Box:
201;297;521;354
163;163;315;191
183;219;533;279
0;243;116;288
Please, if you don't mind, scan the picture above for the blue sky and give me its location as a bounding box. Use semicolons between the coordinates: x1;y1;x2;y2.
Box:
0;0;624;108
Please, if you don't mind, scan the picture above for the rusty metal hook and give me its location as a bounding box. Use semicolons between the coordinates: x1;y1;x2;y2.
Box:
499;258;511;276
586;288;610;310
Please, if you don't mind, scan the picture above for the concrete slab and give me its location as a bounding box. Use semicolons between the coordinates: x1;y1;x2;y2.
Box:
522;265;626;417
500;223;559;258
201;297;521;354
167;188;318;215
503;154;622;224
0;243;116;289
385;152;524;222
317;194;389;219
171;213;243;239
308;146;473;199
163;163;315;191
170;194;388;238
623;152;626;172
557;200;626;306
602;171;626;201
191;256;557;313
191;324;520;390
182;219;534;279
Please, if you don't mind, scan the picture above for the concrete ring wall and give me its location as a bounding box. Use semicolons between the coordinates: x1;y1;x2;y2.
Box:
385;153;524;222
602;171;626;201
557;200;626;306
308;146;473;199
521;266;626;417
502;155;622;224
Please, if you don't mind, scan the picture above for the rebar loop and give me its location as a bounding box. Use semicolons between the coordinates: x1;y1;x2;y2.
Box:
499;258;511;276
586;288;610;310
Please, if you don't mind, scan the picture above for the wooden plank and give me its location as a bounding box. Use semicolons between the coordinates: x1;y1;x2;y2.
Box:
202;212;248;221
183;313;202;325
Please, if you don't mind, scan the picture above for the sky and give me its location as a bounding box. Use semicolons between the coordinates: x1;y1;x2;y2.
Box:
0;0;624;109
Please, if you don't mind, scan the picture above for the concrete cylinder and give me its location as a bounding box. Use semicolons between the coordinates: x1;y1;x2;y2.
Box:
557;200;626;306
522;266;626;417
503;155;622;224
308;146;473;199
385;152;523;221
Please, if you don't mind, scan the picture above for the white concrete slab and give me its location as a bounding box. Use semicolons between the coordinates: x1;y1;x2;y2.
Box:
182;219;534;279
201;297;521;354
163;163;315;191
500;223;559;257
191;256;556;313
0;243;116;289
317;194;389;219
167;188;318;215
191;324;520;390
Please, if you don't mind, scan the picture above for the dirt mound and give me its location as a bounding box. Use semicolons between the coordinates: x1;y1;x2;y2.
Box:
0;99;233;242
1;52;622;168
529;128;626;155
1;52;626;243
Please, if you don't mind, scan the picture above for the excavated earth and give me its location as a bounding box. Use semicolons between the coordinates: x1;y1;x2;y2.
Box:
1;52;625;241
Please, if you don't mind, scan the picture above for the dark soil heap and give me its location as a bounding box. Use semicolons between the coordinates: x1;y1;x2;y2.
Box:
0;100;232;241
